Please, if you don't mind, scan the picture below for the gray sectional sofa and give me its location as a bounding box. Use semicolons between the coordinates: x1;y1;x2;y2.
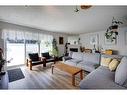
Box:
63;52;127;89
63;52;101;72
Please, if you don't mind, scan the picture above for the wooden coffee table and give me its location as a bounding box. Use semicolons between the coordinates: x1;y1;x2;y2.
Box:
51;61;83;86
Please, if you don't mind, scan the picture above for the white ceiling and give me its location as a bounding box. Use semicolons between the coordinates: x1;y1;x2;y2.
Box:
0;6;127;34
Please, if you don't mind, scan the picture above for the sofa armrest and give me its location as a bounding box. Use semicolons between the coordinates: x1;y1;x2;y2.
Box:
94;64;100;69
62;56;72;62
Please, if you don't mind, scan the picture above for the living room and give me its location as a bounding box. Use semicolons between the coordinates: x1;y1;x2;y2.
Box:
0;5;127;92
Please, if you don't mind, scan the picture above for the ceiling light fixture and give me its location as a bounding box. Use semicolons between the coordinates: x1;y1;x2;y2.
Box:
74;5;92;12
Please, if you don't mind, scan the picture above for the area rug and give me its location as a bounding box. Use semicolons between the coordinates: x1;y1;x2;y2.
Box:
7;68;25;82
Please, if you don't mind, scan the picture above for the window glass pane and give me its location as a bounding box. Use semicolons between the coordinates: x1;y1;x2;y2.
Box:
25;40;39;58
7;42;25;67
40;35;53;54
40;40;52;53
68;36;79;45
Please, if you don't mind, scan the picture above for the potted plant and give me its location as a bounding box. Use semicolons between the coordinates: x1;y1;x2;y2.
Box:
0;48;6;75
110;17;123;30
52;38;59;57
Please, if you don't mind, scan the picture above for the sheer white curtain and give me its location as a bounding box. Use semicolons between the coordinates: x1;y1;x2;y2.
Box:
25;32;39;41
1;29;53;53
39;34;53;42
2;29;53;41
2;29;25;40
39;34;53;53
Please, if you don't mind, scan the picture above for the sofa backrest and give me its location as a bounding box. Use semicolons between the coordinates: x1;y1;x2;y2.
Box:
101;54;123;61
83;53;101;64
71;52;83;61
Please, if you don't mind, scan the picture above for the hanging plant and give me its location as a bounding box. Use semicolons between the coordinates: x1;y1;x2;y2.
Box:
105;31;116;42
105;17;123;42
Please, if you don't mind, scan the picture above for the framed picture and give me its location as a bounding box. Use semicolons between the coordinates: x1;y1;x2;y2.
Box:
105;32;116;45
90;34;98;45
59;37;64;44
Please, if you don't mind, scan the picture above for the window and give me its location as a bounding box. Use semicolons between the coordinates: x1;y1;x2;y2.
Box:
25;40;39;58
40;35;53;54
2;29;53;67
68;36;79;45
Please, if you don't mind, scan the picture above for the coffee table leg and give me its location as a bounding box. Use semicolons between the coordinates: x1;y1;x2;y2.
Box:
52;66;54;74
80;70;83;80
72;75;75;86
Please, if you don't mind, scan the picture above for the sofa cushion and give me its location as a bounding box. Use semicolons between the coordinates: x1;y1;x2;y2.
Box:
65;60;77;66
115;57;127;87
83;53;101;64
77;61;97;72
79;66;125;89
63;56;72;61
41;52;50;59
101;54;122;61
109;59;120;71
71;52;83;61
66;59;81;63
32;61;43;65
100;57;112;67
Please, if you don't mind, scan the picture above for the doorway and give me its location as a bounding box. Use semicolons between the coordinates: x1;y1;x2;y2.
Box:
6;41;25;67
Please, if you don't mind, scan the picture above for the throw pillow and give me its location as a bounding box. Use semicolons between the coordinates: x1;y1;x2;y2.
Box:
29;53;39;61
115;57;127;86
41;52;50;59
101;57;112;67
109;59;120;71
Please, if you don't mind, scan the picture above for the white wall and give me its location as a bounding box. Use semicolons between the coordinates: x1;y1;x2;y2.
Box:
80;27;127;56
0;21;68;56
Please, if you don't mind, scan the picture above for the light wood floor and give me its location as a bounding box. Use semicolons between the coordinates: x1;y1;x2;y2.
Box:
8;63;85;89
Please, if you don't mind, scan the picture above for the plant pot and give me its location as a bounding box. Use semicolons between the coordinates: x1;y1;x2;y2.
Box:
111;25;118;29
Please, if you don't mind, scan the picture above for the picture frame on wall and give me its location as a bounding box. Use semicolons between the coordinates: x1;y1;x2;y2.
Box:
59;37;64;45
90;34;98;45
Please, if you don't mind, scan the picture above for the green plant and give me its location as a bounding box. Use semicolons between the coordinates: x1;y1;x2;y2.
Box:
51;38;59;57
105;31;116;42
44;41;50;47
105;17;123;42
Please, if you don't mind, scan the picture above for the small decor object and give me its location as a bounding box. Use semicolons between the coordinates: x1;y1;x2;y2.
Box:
65;43;70;55
59;37;64;45
92;44;96;53
90;34;98;45
105;17;123;45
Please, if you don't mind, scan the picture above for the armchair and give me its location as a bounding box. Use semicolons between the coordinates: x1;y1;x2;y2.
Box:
26;53;46;70
41;52;55;66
